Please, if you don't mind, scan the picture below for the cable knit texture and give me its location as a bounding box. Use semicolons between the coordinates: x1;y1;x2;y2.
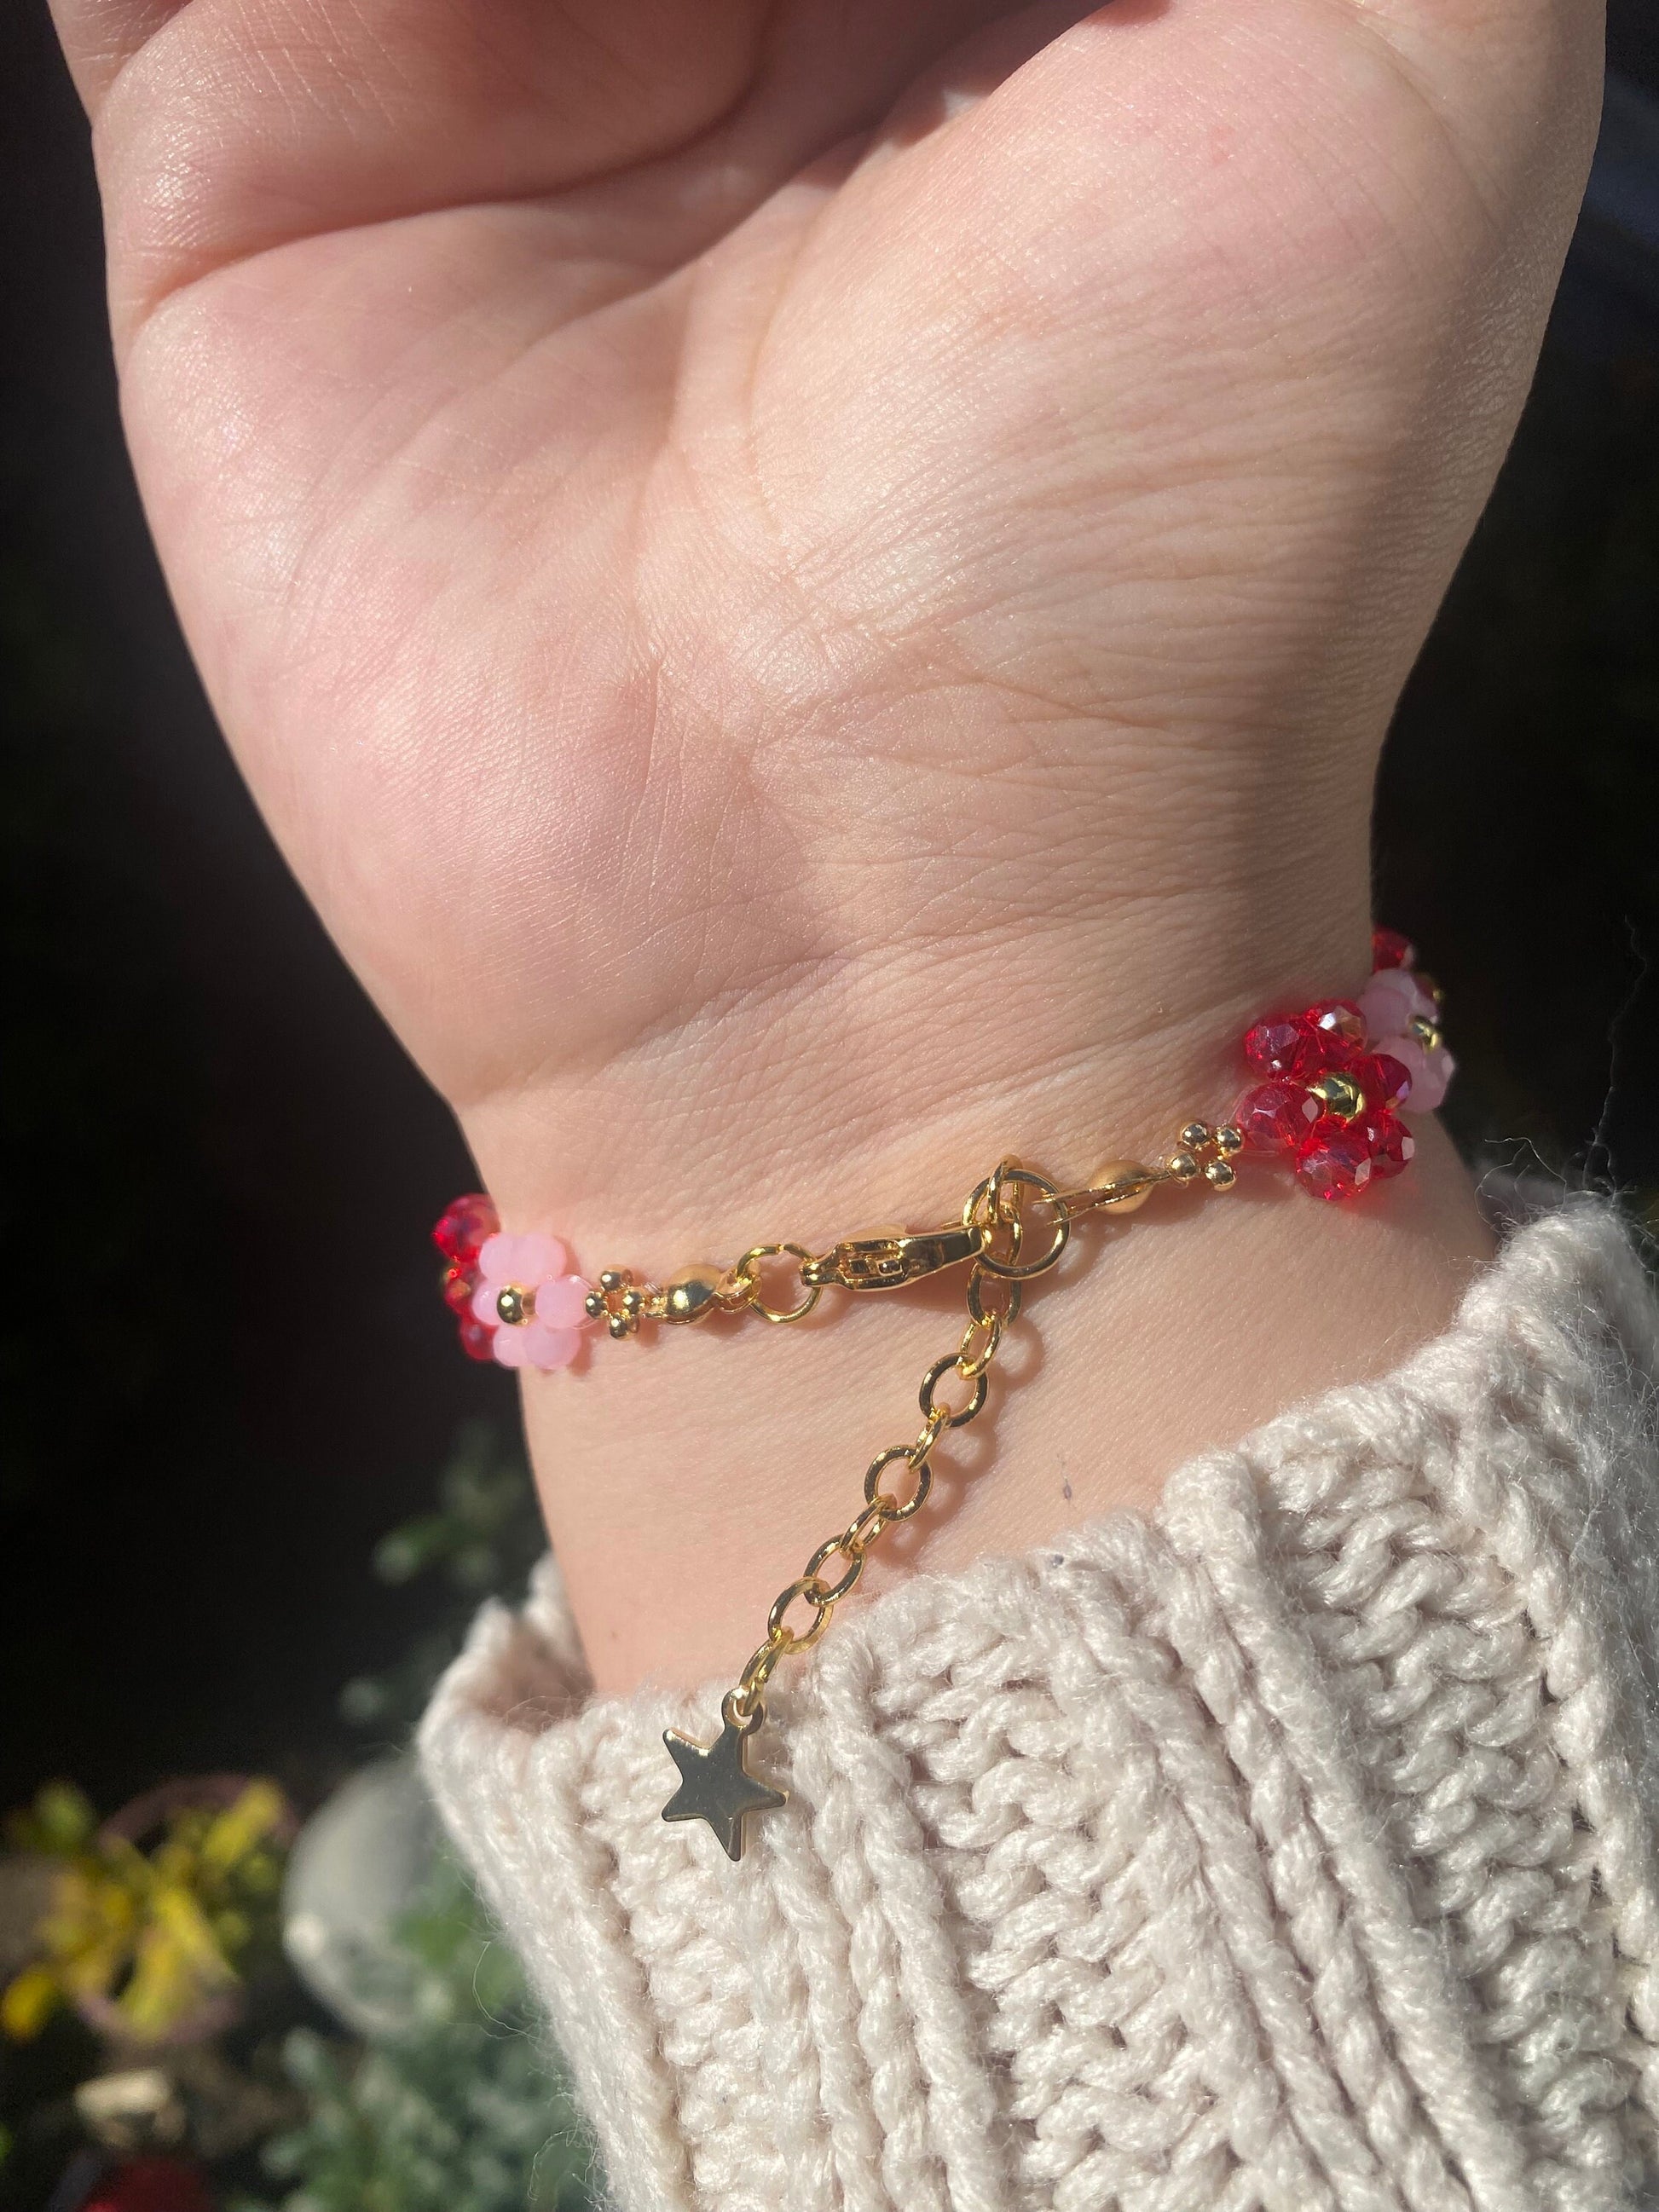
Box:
420;1201;1659;2212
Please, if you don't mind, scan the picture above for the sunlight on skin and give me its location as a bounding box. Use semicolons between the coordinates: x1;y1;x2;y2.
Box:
55;0;1598;1689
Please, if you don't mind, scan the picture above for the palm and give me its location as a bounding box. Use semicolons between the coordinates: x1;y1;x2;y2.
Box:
64;0;1592;1138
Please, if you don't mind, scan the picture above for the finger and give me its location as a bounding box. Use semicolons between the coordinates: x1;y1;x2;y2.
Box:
48;0;185;108
722;0;1601;730
71;0;1069;348
72;0;769;330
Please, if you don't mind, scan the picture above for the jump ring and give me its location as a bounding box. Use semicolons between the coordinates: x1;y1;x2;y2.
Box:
731;1244;823;1325
966;1169;1070;1281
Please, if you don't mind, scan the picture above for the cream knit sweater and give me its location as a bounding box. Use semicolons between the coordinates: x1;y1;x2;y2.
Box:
420;1201;1659;2212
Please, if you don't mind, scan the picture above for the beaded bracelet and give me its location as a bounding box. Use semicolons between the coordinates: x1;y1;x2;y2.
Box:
434;927;1451;1860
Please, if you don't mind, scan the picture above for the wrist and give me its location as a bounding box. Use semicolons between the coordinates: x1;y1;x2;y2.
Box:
450;870;1495;1699
459;863;1383;1258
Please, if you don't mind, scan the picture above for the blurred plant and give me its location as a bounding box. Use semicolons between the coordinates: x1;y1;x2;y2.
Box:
1;1782;287;2047
339;1424;544;1736
240;1855;594;2212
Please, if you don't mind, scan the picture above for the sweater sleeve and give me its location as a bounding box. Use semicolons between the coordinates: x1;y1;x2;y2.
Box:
419;1200;1659;2212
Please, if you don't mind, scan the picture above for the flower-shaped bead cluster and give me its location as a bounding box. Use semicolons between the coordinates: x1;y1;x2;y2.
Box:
470;1233;594;1370
431;1199;595;1370
1231;928;1454;1201
432;1193;501;1361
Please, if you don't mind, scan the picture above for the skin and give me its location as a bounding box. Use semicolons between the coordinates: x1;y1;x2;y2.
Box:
54;0;1600;1695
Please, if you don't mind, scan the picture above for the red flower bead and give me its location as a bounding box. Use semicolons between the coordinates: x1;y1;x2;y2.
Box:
433;1193;500;1264
1350;1052;1413;1111
1372;926;1415;972
1303;998;1366;1061
1295;1126;1373;1200
1234;1082;1323;1153
1242;1013;1315;1078
1361;1111;1416;1179
458;1313;497;1362
441;1263;479;1314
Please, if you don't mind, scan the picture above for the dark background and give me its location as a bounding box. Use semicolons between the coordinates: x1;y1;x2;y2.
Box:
3;4;1658;1820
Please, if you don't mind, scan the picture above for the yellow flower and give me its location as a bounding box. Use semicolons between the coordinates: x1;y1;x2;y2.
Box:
1;1777;290;2044
0;1965;61;2041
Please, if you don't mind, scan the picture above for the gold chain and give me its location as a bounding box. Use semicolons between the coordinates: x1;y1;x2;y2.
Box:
723;1131;1237;1724
655;1123;1246;1857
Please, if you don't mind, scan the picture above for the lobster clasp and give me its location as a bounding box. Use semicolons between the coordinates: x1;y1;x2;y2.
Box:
801;1223;984;1292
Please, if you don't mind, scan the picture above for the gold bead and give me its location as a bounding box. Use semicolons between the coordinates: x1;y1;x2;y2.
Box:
583;1289;606;1320
1204;1158;1238;1191
1089;1161;1154;1213
1179;1121;1212;1151
494;1284;532;1327
598;1268;626;1294
621;1285;644;1316
663;1264;723;1325
607;1313;631;1341
1165;1150;1199;1182
1306;1071;1363;1123
1214;1124;1244;1156
1408;1014;1443;1053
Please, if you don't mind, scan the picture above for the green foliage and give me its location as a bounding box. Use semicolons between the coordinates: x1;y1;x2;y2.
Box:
239;1857;596;2212
338;1424;546;1735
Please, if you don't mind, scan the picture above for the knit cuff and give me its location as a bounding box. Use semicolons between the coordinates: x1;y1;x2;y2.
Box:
420;1200;1659;2212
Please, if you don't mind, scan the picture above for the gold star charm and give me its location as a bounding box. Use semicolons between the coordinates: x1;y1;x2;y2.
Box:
661;1700;787;1862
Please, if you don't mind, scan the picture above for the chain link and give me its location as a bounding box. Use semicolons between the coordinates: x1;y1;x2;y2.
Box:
732;1170;1033;1721
724;1125;1242;1728
718;1243;823;1324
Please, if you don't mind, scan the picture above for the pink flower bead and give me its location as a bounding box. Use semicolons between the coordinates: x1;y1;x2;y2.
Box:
471;1232;593;1372
1357;968;1436;1040
1373;1032;1455;1114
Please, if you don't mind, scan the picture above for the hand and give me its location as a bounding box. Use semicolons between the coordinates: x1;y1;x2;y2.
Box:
53;0;1599;1689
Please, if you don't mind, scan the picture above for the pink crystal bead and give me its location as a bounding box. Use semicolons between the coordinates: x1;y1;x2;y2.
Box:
1373;1033;1454;1114
533;1275;594;1331
477;1231;569;1286
469;1231;594;1372
1358;968;1436;1041
491;1317;585;1372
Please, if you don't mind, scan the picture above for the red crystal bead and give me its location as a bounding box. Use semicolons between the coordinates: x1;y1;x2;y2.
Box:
433;1192;499;1263
1372;926;1415;972
1361;1111;1416;1179
1302;997;1366;1061
1295;1126;1374;1200
1243;1013;1318;1079
1350;1051;1413;1111
458;1313;496;1362
441;1262;478;1314
1233;1082;1323;1152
